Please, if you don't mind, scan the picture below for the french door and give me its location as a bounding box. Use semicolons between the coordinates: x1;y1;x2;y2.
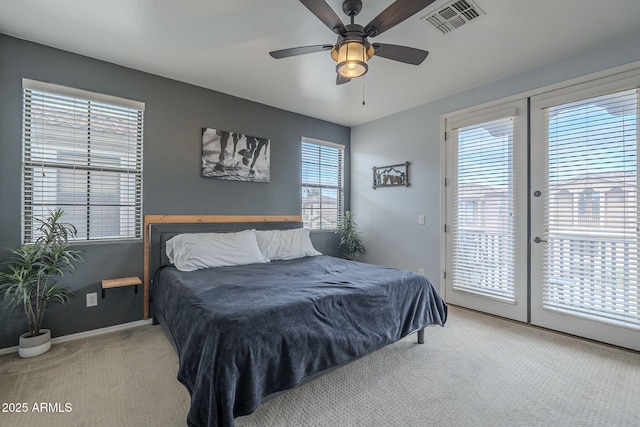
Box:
530;73;640;351
444;70;640;351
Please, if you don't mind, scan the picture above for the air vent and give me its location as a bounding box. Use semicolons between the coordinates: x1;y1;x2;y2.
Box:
421;0;485;34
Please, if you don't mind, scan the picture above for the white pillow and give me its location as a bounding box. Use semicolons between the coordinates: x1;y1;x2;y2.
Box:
166;230;267;271
254;228;322;261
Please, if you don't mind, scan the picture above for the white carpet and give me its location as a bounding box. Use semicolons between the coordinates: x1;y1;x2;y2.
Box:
1;306;638;427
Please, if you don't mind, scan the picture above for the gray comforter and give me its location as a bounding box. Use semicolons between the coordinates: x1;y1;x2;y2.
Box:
152;255;447;427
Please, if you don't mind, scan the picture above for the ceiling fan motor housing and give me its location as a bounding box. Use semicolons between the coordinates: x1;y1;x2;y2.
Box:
342;0;363;17
331;24;373;52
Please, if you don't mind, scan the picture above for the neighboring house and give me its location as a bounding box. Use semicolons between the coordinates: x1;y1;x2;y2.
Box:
302;189;339;230
457;171;637;233
549;172;636;233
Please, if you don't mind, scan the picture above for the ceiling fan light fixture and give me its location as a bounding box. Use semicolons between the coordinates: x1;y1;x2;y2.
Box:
331;41;374;79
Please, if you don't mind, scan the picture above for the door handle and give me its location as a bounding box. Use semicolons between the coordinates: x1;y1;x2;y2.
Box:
533;236;547;243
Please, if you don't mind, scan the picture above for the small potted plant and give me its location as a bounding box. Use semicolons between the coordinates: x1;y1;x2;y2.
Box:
336;210;366;261
0;209;81;358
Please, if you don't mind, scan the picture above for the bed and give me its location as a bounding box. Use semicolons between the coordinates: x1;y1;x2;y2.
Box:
143;215;447;427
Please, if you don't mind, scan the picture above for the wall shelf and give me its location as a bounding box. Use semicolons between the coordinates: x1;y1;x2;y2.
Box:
101;276;141;299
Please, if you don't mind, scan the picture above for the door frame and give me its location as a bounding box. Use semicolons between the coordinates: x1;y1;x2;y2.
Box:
529;70;640;351
441;99;529;323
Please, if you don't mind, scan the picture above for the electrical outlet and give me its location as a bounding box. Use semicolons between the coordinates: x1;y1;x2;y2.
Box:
418;215;425;225
86;292;98;307
418;268;425;276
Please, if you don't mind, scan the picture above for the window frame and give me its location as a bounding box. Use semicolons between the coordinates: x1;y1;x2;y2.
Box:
21;79;145;243
301;137;345;231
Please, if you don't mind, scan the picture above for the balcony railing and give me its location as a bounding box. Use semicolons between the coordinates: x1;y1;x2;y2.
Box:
453;228;639;326
544;233;639;326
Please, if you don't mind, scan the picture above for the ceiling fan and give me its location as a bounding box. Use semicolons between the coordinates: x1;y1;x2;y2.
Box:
269;0;436;85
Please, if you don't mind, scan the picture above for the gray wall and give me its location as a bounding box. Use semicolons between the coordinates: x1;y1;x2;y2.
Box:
350;35;640;292
0;34;350;348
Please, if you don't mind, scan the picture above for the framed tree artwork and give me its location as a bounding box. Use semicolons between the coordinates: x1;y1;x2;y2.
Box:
372;162;409;189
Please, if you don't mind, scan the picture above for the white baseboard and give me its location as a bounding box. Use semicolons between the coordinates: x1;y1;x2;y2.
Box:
0;319;153;356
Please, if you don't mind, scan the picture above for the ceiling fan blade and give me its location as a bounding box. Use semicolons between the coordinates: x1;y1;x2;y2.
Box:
364;0;436;37
269;45;334;59
336;74;351;85
372;43;429;65
299;0;346;34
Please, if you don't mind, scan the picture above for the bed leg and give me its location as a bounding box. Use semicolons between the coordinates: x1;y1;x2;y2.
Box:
152;316;159;325
417;327;425;344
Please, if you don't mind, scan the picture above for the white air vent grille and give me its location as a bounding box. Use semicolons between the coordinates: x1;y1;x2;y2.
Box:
421;0;484;34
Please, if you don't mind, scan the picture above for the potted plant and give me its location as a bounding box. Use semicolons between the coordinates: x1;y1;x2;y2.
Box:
336;210;366;261
0;209;81;358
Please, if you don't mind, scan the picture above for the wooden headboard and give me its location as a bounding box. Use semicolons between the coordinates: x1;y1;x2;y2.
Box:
143;215;302;319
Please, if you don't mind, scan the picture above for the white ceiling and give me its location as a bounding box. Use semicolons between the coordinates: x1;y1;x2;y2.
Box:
2;0;640;127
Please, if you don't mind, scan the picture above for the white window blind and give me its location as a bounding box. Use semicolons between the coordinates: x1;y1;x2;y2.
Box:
22;79;144;242
301;138;344;230
542;88;639;328
451;114;518;302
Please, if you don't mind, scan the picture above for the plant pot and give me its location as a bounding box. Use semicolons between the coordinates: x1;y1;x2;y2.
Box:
18;329;51;358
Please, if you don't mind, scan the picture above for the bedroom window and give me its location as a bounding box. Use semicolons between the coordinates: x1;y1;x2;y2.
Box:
22;79;144;242
301;138;344;230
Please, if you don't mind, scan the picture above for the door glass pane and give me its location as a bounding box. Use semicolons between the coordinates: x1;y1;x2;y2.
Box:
543;89;639;328
452;117;517;302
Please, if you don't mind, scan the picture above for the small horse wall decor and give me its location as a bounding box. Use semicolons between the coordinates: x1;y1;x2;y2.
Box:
372;162;410;189
202;127;270;182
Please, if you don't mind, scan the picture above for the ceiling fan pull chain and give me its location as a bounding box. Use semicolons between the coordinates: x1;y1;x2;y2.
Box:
362;76;366;106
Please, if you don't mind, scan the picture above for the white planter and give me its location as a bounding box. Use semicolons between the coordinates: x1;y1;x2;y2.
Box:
18;329;51;358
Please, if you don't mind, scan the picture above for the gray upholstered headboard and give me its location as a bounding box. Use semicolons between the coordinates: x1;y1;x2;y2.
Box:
150;221;303;276
143;215;303;319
